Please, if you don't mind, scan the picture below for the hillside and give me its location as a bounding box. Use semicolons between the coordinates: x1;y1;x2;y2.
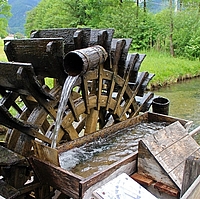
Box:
8;0;40;34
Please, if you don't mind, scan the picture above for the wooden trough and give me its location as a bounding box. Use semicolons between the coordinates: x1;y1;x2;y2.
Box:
30;112;192;199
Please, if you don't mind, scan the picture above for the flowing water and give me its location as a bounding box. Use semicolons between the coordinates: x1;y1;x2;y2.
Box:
51;75;78;148
154;77;200;144
59;122;168;178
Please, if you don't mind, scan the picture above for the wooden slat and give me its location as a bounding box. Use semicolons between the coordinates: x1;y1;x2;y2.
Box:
0;145;28;166
32;140;59;166
143;121;188;156
131;173;154;187
68;95;79;122
29;157;83;199
154;182;179;197
181;175;200;199
181;154;200;196
85;108;99;135
81;75;90;114
97;64;103;110
157;135;199;182
0;179;20;199
80;153;137;197
65;124;79;140
138;121;200;190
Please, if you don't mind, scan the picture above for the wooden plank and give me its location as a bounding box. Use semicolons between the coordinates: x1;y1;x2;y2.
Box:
138;140;177;189
181;175;200;199
154;182;179;197
156;136;200;188
142;121;188;156
138;121;200;191
80;153;137;198
0;179;20;199
131;173;154;186
0;145;28;166
32;141;59;166
85;108;99;135
4;38;67;82
29;157;83;199
181;154;200;196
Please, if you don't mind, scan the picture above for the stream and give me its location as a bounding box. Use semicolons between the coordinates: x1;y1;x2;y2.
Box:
154;77;200;144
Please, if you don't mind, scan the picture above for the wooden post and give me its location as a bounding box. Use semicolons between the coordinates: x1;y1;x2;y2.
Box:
181;155;200;196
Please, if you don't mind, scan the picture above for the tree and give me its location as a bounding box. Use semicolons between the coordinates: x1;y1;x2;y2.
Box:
0;0;11;37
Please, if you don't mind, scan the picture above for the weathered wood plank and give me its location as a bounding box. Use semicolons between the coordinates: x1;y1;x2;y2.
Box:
181;175;200;199
181;154;200;196
138;140;177;188
0;179;20;199
0;145;28;166
131;173;154;186
142;121;188;156
80;153;137;198
154;182;179;197
32;140;59;166
138;120;200;191
156;136;200;188
30;157;83;199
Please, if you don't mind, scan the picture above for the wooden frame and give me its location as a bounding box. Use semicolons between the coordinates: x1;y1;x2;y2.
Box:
30;112;192;199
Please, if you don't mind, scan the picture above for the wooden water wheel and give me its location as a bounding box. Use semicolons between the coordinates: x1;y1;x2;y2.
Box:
0;28;154;198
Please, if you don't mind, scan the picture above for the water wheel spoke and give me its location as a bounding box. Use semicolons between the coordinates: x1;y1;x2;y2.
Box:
85;108;99;135
75;114;87;134
81;75;90;114
131;92;154;117
68;96;79;122
97;64;104;110
65;124;79;140
106;71;117;111
119;72;149;118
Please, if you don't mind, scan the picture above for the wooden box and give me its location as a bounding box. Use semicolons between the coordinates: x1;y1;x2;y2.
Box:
30;112;192;199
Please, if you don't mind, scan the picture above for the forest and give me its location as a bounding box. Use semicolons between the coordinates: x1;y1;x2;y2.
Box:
25;0;200;60
1;0;200;60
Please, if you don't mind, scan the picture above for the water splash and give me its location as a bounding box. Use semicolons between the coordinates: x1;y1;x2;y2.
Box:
59;122;168;177
51;75;78;148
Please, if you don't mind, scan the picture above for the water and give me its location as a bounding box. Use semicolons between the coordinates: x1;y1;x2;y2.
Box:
154;77;200;144
59;122;167;178
51;75;78;148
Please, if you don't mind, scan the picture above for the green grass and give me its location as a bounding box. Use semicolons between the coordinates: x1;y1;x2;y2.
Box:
138;50;200;88
0;39;7;61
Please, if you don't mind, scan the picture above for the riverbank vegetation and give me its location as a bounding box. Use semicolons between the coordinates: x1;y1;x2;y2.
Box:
139;50;200;89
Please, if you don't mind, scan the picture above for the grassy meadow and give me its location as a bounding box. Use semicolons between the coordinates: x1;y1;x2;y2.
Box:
0;39;199;90
0;39;7;61
137;50;200;89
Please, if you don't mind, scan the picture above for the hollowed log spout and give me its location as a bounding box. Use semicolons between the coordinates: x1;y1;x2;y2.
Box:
64;45;108;76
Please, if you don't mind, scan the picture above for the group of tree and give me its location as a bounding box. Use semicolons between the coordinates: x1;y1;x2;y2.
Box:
1;0;199;60
0;0;11;38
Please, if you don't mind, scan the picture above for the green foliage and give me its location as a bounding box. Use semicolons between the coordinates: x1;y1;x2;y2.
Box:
0;39;7;61
0;0;11;37
140;49;200;87
24;0;200;60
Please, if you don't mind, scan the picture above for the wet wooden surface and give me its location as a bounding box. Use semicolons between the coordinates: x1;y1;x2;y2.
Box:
138;121;200;195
